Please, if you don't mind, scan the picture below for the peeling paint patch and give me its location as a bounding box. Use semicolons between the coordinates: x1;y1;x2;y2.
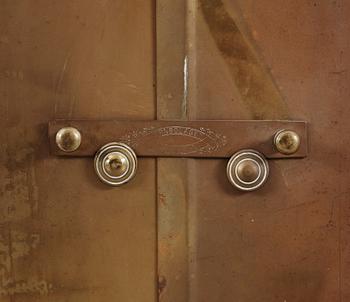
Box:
0;141;51;297
0;230;52;296
0;278;52;296
3;70;24;80
158;275;167;296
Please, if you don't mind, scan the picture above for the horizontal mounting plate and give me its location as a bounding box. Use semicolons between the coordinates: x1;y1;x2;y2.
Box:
49;120;308;159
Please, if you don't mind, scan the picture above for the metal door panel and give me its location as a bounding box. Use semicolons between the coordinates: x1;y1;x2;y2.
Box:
188;1;347;301
1;1;349;302
0;1;156;301
157;1;350;301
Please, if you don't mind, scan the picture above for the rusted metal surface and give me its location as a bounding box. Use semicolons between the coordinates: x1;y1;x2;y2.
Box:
1;0;350;301
0;1;156;301
156;0;313;301
49;120;308;158
183;0;350;301
156;1;189;301
199;0;289;120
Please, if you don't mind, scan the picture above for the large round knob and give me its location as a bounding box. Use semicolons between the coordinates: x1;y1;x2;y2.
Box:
226;149;269;191
94;142;137;186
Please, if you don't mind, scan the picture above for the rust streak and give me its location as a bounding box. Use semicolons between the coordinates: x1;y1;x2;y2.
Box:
199;0;289;119
158;275;167;297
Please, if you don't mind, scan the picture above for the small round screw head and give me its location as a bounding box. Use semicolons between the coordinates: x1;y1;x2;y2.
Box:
56;127;82;152
274;129;301;155
103;152;130;178
236;159;261;183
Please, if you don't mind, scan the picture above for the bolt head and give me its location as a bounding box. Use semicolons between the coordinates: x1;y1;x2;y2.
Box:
274;129;300;155
56;127;82;152
227;149;269;191
94;142;137;186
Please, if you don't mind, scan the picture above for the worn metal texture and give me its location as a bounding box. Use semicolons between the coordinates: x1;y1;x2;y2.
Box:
49;120;308;158
156;1;190;301
184;0;350;301
0;1;156;302
1;1;350;302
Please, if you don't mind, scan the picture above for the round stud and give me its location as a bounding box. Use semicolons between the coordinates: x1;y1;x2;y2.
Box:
56;127;82;152
274;129;300;155
227;149;269;191
94;142;137;186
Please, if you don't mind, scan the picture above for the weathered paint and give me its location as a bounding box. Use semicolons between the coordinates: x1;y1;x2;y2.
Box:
156;1;190;301
1;1;350;302
199;0;289;120
0;1;156;301
186;0;350;301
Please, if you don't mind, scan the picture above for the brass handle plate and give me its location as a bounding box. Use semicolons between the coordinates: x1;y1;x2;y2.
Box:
49;120;308;189
49;120;308;159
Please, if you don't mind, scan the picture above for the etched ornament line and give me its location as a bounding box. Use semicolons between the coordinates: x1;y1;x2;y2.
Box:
120;126;227;154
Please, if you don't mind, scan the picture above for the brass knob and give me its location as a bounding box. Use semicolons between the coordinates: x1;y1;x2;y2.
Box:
94;142;137;186
56;127;82;152
227;149;269;191
274;129;300;155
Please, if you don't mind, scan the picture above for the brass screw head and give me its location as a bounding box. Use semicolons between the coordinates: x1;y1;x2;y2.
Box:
103;152;130;178
274;129;301;155
236;159;261;183
56;127;82;152
94;142;137;186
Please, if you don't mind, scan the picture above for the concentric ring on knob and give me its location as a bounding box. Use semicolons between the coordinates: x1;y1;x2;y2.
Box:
227;149;269;191
94;142;137;186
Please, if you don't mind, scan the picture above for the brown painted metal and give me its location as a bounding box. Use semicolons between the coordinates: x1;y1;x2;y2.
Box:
156;0;350;302
1;0;350;302
156;0;190;301
49;119;308;158
0;1;157;302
